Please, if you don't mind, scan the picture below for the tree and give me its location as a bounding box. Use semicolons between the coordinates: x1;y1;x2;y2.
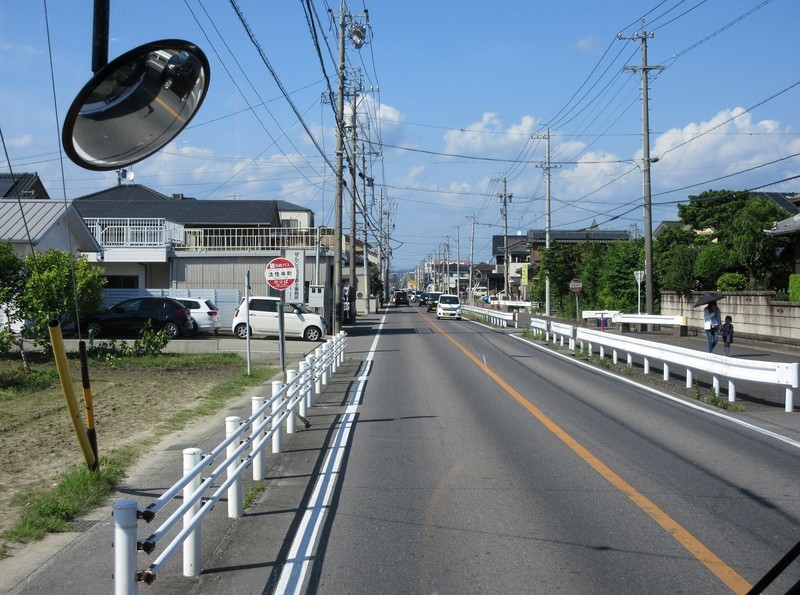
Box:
17;249;106;347
725;197;791;289
0;243;25;328
597;239;644;312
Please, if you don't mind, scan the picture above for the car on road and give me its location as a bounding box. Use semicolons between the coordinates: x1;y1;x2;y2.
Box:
83;296;194;339
436;294;462;320
176;298;221;336
232;296;326;341
393;290;409;306
425;292;444;312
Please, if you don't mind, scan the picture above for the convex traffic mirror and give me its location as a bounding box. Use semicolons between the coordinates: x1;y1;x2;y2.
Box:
62;39;210;171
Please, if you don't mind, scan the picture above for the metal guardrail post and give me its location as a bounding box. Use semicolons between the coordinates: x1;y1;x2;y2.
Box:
286;369;297;435
321;343;330;387
306;354;316;407
271;381;284;454
183;448;203;576
251;396;266;481
113;500;138;595
298;361;308;418
226;417;242;518
314;347;324;395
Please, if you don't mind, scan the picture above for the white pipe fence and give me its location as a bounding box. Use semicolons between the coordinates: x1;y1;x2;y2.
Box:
525;317;798;412
113;331;348;594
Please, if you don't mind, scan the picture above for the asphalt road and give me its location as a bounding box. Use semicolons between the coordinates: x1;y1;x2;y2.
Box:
5;307;800;593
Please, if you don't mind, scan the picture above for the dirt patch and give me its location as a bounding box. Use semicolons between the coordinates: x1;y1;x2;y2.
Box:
0;352;257;537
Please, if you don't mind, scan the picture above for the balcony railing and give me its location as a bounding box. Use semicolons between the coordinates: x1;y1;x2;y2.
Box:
84;218;334;252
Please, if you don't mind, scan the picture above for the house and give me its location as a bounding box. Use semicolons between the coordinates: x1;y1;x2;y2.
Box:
765;212;800;274
70;183;326;291
492;227;632;296
0;172;51;200
0;199;99;256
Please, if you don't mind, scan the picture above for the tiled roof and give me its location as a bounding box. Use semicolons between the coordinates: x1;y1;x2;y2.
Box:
0;173;50;199
491;229;631;254
765;213;800;236
72;184;311;227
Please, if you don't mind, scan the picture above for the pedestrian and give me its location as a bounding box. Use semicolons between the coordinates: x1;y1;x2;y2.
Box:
703;300;722;352
721;315;734;357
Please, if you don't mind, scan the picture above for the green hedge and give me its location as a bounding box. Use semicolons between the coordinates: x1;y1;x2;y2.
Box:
790;274;800;302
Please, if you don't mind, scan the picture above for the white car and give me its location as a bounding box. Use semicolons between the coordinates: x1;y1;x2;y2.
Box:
436;294;462;320
177;298;221;336
232;296;326;341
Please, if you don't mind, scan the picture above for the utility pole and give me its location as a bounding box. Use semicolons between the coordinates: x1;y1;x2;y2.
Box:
332;4;346;335
499;178;512;299
536;129;558;316
456;226;460;297
467;215;475;300
620;19;663;316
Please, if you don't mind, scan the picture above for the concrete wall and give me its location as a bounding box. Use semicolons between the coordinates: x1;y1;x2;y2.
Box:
660;291;800;347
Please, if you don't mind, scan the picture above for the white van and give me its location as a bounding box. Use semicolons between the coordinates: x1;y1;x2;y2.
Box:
232;296;326;341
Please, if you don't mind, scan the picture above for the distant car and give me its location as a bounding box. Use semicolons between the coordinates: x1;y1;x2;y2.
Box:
83;296;194;339
436;294;462;320
417;292;431;306
426;292;444;312
394;291;409;306
232;296;326;341
471;286;488;298
176;298;221;336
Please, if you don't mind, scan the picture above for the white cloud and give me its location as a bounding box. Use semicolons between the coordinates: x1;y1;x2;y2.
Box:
443;113;538;156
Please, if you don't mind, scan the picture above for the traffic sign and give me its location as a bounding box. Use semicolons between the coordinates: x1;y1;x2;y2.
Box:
265;257;297;291
569;278;583;292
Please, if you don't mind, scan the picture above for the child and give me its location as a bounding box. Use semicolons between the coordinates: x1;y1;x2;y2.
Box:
721;315;734;357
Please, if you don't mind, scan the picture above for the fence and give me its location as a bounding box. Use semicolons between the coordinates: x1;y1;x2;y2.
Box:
462;305;516;327
525;317;799;413
112;331;347;594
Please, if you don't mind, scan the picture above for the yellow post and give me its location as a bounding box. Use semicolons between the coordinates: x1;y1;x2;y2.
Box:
48;320;97;470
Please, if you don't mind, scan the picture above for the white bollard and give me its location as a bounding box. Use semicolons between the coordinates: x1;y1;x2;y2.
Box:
226;417;242;518
314;347;324;395
728;379;737;403
663;362;670;381
113;500;139;595
643;357;650;375
286;369;297;434
183;448;203;576
251;396;266;481
686;368;694;389
786;388;794;413
713;375;720;397
306;354;316;407
321;343;330;386
298;361;309;417
272;381;284;454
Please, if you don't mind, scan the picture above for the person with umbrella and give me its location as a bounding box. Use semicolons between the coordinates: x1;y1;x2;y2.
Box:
695;292;724;352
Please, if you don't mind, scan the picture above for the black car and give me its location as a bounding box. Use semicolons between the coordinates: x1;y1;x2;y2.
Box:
83;297;194;339
394;291;409;306
418;292;431;306
426;292;444;312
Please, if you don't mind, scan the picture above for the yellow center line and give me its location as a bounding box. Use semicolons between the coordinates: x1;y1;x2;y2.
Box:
420;310;751;593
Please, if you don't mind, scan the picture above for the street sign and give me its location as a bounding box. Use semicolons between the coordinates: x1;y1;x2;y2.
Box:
265;257;296;291
569;278;583;292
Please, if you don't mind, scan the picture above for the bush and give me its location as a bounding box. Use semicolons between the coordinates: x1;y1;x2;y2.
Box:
0;329;13;355
790;275;800;302
716;272;748;291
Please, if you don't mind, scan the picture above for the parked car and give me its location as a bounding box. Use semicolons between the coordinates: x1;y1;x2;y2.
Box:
176;298;221;336
394;290;409;306
83;296;194;339
426;292;444;312
232;296;326;341
436;294;462;320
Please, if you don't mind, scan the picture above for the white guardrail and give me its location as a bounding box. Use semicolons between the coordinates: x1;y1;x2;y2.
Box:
112;331;348;594
526;317;799;413
462;305;516;327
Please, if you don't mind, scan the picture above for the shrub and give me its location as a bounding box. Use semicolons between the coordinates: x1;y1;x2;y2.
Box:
790;275;800;302
716;272;748;291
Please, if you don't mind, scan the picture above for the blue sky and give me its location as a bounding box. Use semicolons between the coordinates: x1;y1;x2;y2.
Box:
2;1;799;271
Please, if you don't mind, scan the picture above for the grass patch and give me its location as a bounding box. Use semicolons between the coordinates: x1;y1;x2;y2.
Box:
0;351;279;553
4;452;130;543
242;483;266;510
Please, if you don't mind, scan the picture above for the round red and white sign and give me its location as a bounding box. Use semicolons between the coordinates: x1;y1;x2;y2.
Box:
569;278;583;292
265;257;296;291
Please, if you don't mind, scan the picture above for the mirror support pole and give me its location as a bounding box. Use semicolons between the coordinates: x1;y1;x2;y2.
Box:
92;0;110;73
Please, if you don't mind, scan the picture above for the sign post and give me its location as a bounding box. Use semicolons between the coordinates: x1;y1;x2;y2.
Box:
266;257;297;374
569;278;582;322
634;270;645;315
